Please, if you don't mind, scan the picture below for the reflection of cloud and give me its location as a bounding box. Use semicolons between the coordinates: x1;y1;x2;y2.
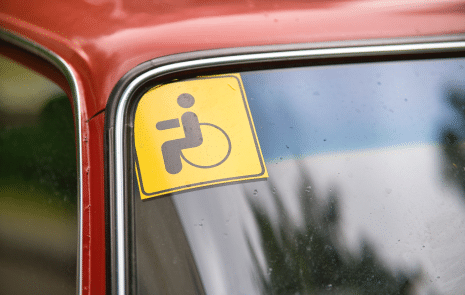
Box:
288;144;465;294
246;159;421;294
174;186;263;294
171;142;465;293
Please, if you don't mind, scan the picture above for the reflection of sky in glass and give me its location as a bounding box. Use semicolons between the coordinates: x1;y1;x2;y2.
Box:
165;58;465;295
242;58;465;161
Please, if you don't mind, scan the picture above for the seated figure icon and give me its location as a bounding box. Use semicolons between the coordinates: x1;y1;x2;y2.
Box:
134;74;267;199
156;93;204;174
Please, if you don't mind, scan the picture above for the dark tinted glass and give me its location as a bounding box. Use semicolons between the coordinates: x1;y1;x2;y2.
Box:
132;57;465;294
0;56;77;294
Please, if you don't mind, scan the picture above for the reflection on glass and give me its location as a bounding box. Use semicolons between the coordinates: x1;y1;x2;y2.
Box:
0;56;77;294
441;88;465;199
133;57;465;294
246;170;417;294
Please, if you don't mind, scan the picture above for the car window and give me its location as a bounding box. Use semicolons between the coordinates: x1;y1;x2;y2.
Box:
129;57;465;294
0;55;77;294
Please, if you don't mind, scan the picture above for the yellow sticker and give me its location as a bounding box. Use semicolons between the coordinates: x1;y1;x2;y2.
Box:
134;74;268;199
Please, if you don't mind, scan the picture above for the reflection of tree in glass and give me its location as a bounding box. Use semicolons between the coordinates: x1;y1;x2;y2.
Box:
246;169;418;294
441;88;465;199
0;95;77;294
0;95;76;204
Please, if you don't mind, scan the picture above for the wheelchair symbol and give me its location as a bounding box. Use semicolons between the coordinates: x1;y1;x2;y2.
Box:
156;93;231;174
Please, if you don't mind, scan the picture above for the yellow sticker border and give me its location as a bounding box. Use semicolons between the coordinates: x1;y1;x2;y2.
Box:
133;74;267;198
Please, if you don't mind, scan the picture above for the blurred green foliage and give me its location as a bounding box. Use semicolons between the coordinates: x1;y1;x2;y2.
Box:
0;95;77;205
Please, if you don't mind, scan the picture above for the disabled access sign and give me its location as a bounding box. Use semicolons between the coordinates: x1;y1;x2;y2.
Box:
134;74;268;199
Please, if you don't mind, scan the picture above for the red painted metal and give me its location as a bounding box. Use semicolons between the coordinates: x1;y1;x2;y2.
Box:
86;112;106;295
0;42;73;100
1;0;464;294
2;0;465;119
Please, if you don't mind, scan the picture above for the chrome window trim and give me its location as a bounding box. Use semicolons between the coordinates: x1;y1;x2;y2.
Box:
111;37;465;295
0;29;84;295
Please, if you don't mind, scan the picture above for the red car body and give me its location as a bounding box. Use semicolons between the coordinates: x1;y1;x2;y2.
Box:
1;0;465;294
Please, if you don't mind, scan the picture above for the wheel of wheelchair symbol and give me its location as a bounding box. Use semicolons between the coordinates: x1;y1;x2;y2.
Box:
180;123;232;169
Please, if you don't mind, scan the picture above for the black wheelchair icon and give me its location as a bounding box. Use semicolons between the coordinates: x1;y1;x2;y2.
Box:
156;93;231;174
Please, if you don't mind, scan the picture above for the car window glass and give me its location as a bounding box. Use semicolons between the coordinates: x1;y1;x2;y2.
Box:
131;57;465;294
0;55;77;294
